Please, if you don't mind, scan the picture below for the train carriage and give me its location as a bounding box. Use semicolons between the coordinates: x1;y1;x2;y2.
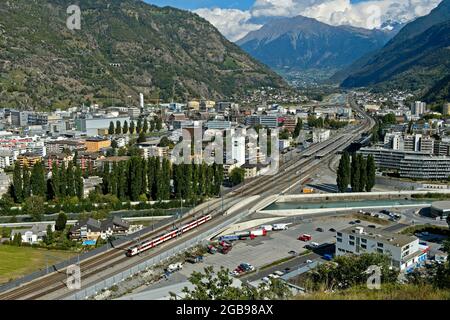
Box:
126;214;212;257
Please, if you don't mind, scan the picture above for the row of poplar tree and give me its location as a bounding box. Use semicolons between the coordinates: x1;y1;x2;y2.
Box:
101;156;225;202
11;161;84;203
336;152;376;193
108;117;162;135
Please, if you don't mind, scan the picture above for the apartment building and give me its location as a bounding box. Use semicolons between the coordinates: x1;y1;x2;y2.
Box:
45;140;86;154
85;137;111;153
336;226;426;271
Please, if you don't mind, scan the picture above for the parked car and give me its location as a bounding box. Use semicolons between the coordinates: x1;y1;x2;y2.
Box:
274;271;284;277
316;227;324;232
368;225;376;228
288;250;297;255
354;220;361;223
262;277;270;284
306;260;313;264
349;221;356;225
329;228;336;232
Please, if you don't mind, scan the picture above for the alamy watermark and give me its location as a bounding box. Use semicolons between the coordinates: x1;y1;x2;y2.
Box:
66;264;81;290
67;5;81;30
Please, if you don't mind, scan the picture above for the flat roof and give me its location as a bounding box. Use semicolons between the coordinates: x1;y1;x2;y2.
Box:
340;226;417;247
431;201;450;211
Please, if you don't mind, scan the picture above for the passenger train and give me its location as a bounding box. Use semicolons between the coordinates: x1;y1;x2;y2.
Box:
126;214;212;257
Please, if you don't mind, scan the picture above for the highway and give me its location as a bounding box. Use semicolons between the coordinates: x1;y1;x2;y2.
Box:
0;93;375;300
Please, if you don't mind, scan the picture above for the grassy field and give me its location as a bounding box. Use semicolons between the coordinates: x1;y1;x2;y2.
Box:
0;245;76;284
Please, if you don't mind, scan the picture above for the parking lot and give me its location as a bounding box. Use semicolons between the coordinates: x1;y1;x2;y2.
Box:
166;214;390;283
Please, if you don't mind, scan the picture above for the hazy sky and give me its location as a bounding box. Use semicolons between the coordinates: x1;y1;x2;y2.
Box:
145;0;443;41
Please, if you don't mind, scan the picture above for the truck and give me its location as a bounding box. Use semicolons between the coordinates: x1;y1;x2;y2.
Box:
167;262;183;273
207;245;217;254
218;244;232;254
298;234;312;241
272;223;290;231
250;229;267;237
186;255;204;264
302;187;315;194
218;235;240;242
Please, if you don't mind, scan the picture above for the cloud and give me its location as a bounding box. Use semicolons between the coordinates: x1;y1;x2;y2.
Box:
193;8;263;42
252;0;442;28
194;0;443;41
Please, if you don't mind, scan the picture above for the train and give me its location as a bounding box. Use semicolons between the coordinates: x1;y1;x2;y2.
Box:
126;214;212;257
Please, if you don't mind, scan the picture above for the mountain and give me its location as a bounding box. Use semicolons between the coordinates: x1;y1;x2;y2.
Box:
0;0;286;110
341;0;450;99
236;15;393;72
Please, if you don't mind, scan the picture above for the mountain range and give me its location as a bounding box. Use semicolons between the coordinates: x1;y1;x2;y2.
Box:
236;15;395;72
0;0;286;110
340;0;450;102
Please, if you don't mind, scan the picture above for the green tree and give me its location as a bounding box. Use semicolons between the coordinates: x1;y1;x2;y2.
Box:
155;117;163;131
230;167;245;186
22;165;31;199
129;121;136;135
44;224;54;245
129;157;143;201
150;120;155;132
55;212;68;231
59;162;67;197
108;121;115;135
123;121;129;134
12;232;22;246
137;131;146;143
366;155;376;192
23;196;45;222
350;154;361;193
158;136;171;147
137;118;142;134
172;266;292;300
50;162;60;199
382;113;397;125
336;152;350;193
143;119;149;133
308;253;398;291
74;165;84;199
293;119;302;138
12;163;23;203
115;120;122;135
30;162;46;197
359;155;367;192
66;162;75;197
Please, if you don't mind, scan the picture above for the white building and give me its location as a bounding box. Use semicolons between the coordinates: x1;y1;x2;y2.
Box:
312;129;331;143
0;150;14;168
411;101;427;116
229;128;246;166
336;226;427;271
0;172;11;196
10;224;54;245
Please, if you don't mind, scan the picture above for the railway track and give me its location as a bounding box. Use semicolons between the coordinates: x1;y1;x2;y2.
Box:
0;100;374;300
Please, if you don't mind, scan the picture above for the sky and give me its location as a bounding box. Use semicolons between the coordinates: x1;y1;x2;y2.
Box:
145;0;443;42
